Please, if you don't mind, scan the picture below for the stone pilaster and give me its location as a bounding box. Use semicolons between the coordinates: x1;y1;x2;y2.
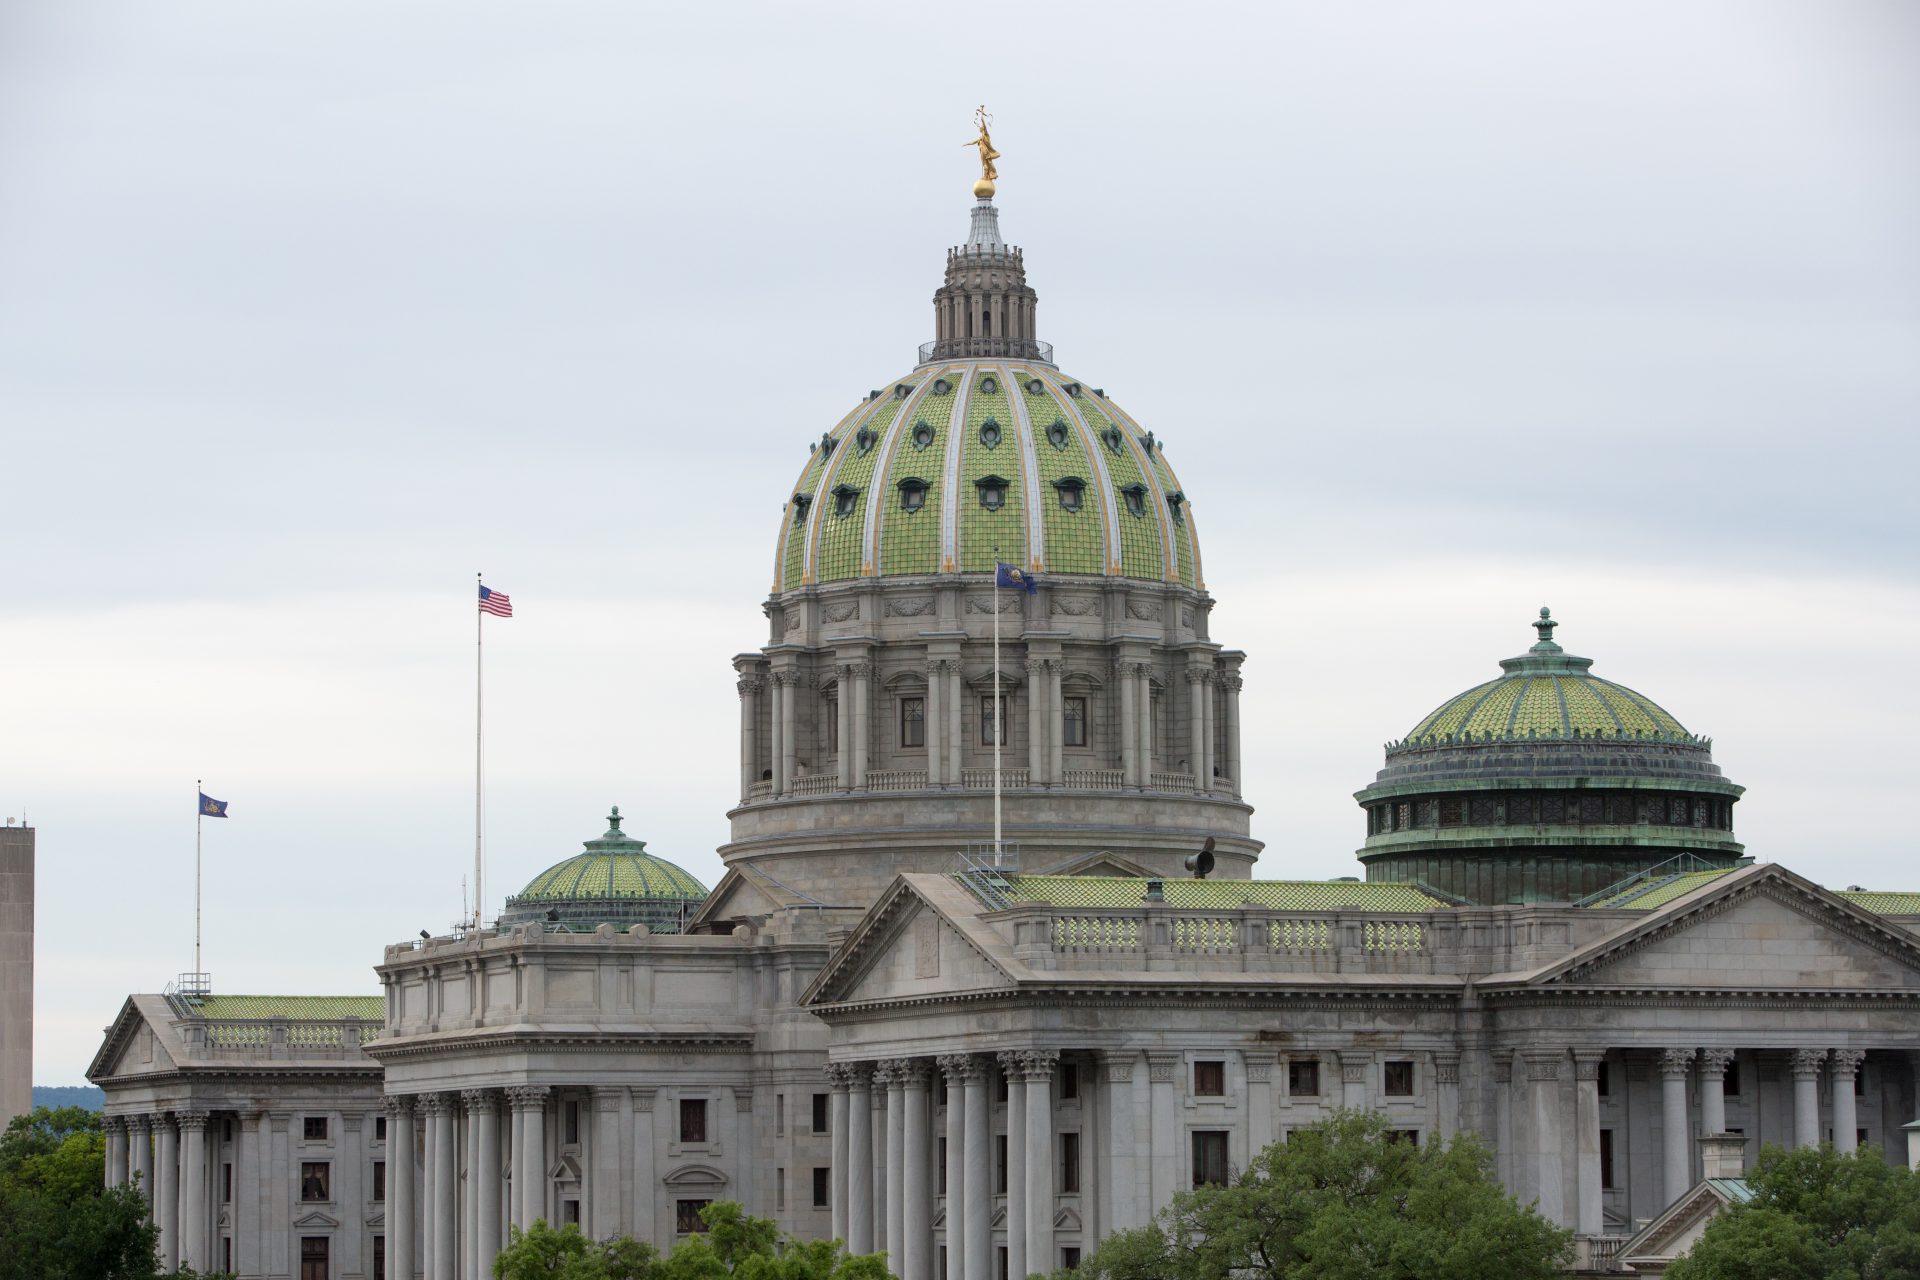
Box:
386;1097;416;1280
845;1065;874;1255
1832;1050;1865;1153
1658;1049;1694;1205
1698;1049;1735;1135
901;1060;933;1280
506;1086;550;1230
1018;1049;1059;1276
1791;1050;1825;1150
825;1065;853;1248
1521;1051;1567;1227
176;1110;210;1271
1572;1051;1606;1236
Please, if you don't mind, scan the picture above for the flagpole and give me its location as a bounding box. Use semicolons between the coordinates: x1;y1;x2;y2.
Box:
194;778;203;979
992;550;1002;860
475;572;484;930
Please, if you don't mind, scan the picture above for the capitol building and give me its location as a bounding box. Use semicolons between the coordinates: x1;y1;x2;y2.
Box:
88;162;1920;1280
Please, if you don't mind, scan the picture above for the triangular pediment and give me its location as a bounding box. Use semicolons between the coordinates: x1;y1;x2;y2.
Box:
88;996;183;1084
293;1209;342;1229
1053;1207;1082;1230
1531;864;1920;991
1042;850;1157;879
663;1163;728;1189
684;869;774;931
802;875;1019;1008
1621;1179;1745;1263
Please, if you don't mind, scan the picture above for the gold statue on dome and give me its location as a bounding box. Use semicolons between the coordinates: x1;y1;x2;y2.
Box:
964;105;1000;197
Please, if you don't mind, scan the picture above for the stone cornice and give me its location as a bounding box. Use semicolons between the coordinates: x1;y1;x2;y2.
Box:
367;1030;753;1061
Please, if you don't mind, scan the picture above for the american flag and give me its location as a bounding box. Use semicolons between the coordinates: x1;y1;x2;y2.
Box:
478;585;513;617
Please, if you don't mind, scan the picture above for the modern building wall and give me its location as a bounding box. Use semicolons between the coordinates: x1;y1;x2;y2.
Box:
0;825;33;1127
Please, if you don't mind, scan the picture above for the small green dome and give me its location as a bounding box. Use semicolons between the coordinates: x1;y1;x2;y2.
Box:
773;362;1203;593
1401;608;1692;745
501;808;707;933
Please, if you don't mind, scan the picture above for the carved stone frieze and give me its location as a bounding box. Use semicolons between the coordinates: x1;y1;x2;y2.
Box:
886;596;936;617
967;595;1022;615
1658;1049;1695;1078
1126;599;1161;621
823;600;860;623
1051;596;1101;617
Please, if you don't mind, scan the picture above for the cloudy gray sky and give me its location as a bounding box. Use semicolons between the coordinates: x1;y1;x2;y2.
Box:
3;2;1915;1082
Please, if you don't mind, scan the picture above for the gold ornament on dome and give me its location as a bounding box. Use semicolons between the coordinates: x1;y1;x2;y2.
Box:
964;104;1000;198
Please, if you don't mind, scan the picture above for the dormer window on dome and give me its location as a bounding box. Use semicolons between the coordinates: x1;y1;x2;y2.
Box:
979;418;1002;449
856;425;878;456
976;475;1009;511
977;375;999;395
1046;418;1070;450
911;419;935;450
1054;476;1085;511
1165;490;1186;526
1119;483;1147;518
1102;425;1124;454
898;477;929;513
932;377;953;396
1025;378;1045;395
832;484;861;518
791;493;813;525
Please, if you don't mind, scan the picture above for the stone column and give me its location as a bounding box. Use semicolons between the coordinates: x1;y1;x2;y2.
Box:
1522;1052;1567;1228
1022;1050;1059;1276
155;1114;179;1271
1099;1052;1140;1231
768;673;785;797
852;661;872;789
429;1094;458;1280
1492;1054;1514;1191
1435;1052;1462;1142
1136;666;1154;781
946;664;964;786
476;1092;503;1276
1832;1050;1864;1153
103;1116;126;1189
961;1057;990;1280
1223;674;1243;796
835;666;852;788
463;1092;484;1278
937;1057;969;1280
1339;1051;1371;1110
1186;667;1206;789
883;1061;907;1272
631;1090;657;1247
510;1086;549;1230
1699;1049;1734;1135
590;1088;620;1239
236;1111;262;1279
128;1115;154;1210
1199;670;1216;792
1244;1053;1276;1156
1791;1050;1825;1149
1573;1051;1605;1237
1026;657;1046;783
738;676;761;800
826;1067;851;1246
1659;1050;1694;1204
926;662;945;789
999;1053;1027;1280
1047;660;1064;785
902;1061;932;1280
388;1098;416;1280
870;1068;888;1249
846;1066;874;1255
1146;1052;1180;1217
178;1110;209;1271
1117;662;1138;786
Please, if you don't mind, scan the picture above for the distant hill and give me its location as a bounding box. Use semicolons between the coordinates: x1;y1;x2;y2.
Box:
32;1085;104;1112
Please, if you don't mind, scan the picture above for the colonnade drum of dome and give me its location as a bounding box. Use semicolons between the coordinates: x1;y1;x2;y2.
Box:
1354;611;1745;904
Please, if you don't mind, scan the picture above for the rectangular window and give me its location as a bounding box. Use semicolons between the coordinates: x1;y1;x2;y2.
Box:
225;1238;235;1275
1389;1129;1420;1146
1288;1059;1320;1097
1600;1129;1615;1190
813;1092;831;1134
680;1098;708;1144
939;1247;948;1280
1062;697;1087;747
300;1236;329;1280
776;1094;786;1137
776;1168;786;1211
1856;1070;1866;1097
1384;1060;1415;1097
996;1134;1009;1193
1060;1132;1080;1193
1062;1248;1082;1271
374;1235;385;1280
375;1116;387;1142
1597;1060;1611;1098
901;697;926;748
564;1100;581;1146
998;1247;1009;1280
1724;1061;1741;1096
677;1199;712;1234
563;1199;581;1226
222;1162;232;1203
300;1162;330;1202
1060;1061;1079;1100
827;700;839;753
939;1137;948;1193
373;1160;386;1202
1193;1060;1225;1097
303;1116;328;1142
1438;797;1463;826
981;695;1008;746
1191;1130;1229;1188
996;1072;1009;1103
813;1167;830;1209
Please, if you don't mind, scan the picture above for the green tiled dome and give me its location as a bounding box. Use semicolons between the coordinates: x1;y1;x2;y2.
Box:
772;362;1202;592
501;808;707;933
1401;609;1693;746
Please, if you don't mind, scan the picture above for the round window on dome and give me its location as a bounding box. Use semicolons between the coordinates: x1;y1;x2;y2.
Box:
932;378;953;396
980;419;1001;449
978;375;999;395
1047;419;1070;450
1025;378;1045;395
1102;425;1124;454
912;420;935;450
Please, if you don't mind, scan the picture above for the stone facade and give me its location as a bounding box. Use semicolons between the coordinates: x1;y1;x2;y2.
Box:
1;824;32;1128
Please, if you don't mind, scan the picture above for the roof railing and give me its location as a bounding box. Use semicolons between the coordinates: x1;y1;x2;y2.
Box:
916;338;1055;367
1572;852;1746;909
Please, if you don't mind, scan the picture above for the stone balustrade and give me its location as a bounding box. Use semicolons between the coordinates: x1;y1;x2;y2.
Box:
1013;905;1441;973
181;1016;378;1060
740;766;1239;802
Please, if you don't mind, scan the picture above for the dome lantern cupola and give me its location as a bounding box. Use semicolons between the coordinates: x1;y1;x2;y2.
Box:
925;111;1047;367
1354;610;1745;905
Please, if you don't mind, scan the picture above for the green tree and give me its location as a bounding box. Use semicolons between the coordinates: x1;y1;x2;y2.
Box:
0;1104;177;1280
1054;1110;1570;1280
494;1203;891;1280
1666;1143;1920;1280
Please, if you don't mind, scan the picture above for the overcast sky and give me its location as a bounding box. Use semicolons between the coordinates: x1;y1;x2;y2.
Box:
3;2;1915;1083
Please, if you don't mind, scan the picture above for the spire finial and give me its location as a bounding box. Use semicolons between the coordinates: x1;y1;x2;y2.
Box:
1531;606;1562;653
607;805;622;832
964;105;1000;200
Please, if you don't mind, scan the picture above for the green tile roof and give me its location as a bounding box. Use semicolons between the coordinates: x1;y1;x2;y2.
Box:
1406;672;1690;744
515;850;707;902
1004;875;1447;911
1584;869;1736;909
190;995;383;1020
1836;890;1920;915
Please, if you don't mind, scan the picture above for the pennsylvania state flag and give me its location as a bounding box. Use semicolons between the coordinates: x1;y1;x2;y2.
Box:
198;792;229;818
995;562;1039;595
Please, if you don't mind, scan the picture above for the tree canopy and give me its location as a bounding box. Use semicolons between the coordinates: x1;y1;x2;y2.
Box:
494;1201;892;1280
1666;1143;1920;1280
1054;1109;1570;1280
0;1105;168;1280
